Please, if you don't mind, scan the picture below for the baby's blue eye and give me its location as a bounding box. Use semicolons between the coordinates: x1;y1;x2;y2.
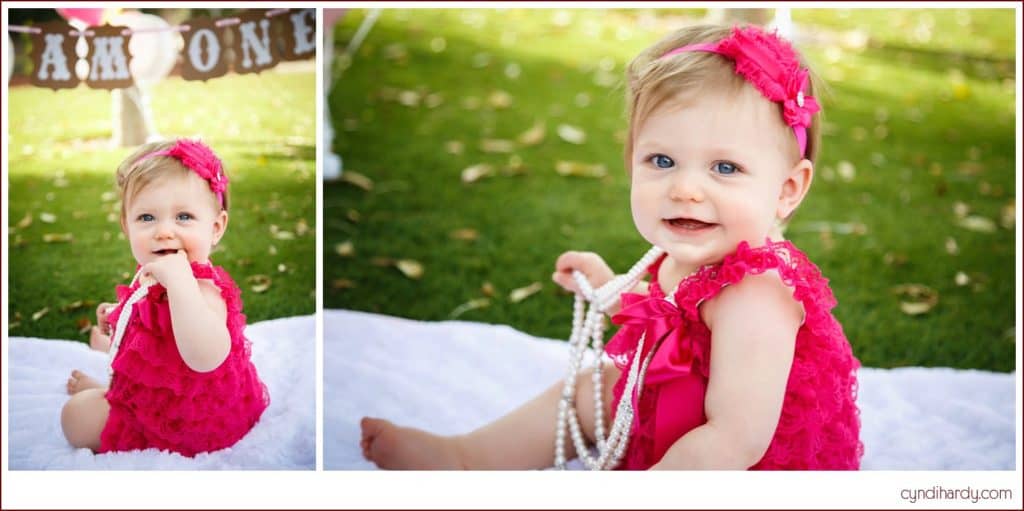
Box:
650;154;675;169
138;213;155;222
177;213;193;221
713;161;739;175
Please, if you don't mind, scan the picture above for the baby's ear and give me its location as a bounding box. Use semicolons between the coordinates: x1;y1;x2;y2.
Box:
212;210;229;245
777;159;814;219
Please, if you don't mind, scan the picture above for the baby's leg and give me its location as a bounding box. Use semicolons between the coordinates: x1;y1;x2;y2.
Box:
361;364;619;469
60;388;110;451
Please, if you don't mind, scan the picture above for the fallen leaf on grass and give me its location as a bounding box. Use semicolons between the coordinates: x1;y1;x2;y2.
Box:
488;90;512;109
557;124;586;144
837;161;856;182
397;90;420;107
40;212;57;223
295;219;310;236
273;230;296;240
32;307;50;321
509;282;543;303
61;300;95;313
952;201;970;218
247;275;272;293
335;241;354;257
517;121;546;146
445;140;464;155
481;281;496;297
1001;201;1015;229
341;171;374;191
954;272;970;286
371;257;394;267
891;284;938;315
16;212;32;229
555;161;606;178
461;164;494;183
396;259;424;279
944;237;959;255
450;229;479;241
77;318;92;335
332;279;356;289
956;215;996;233
277;264;288;273
42;233;73;243
480;139;516;153
449;298;490;319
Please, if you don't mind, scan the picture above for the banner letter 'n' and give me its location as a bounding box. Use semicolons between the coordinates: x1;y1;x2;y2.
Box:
231;10;280;74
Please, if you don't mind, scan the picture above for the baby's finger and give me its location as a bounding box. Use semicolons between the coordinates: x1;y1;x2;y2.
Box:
555;251;587;273
552;271;580;294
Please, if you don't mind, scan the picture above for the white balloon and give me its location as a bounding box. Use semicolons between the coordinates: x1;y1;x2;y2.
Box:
109;12;180;87
6;33;13;83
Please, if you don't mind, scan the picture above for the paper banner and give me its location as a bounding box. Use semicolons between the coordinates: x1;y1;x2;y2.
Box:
279;8;316;61
229;10;281;75
15;9;316;90
84;24;134;90
29;21;80;90
181;17;229;82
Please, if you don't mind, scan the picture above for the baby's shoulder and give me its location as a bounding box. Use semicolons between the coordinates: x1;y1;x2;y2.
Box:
700;269;802;329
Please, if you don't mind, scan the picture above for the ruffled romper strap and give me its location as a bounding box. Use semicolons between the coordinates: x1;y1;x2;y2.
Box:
671;240;832;322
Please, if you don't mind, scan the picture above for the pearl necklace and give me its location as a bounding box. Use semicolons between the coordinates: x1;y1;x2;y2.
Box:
107;270;153;376
554;246;665;470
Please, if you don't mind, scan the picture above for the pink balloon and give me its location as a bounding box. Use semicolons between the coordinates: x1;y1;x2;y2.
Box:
323;9;347;27
56;8;108;27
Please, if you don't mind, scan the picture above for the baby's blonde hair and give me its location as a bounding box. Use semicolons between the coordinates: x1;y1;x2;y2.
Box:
115;140;229;220
624;23;824;173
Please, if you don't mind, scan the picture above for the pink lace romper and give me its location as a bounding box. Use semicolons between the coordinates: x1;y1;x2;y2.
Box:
606;240;863;469
101;262;270;457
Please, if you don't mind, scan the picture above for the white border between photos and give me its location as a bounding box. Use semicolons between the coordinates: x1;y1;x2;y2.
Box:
3;1;1023;509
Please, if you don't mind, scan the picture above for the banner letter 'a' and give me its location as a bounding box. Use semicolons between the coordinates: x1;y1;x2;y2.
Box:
85;24;134;89
29;21;80;90
230;10;280;74
181;17;229;81
280;9;316;61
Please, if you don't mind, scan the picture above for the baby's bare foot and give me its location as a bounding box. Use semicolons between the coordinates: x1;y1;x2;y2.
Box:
360;417;466;470
66;370;102;395
89;326;111;352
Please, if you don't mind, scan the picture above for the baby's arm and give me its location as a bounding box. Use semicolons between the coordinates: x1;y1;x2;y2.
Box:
651;271;802;470
143;252;231;372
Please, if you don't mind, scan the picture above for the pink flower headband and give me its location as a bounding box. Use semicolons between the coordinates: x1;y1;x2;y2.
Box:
661;25;820;159
134;139;228;209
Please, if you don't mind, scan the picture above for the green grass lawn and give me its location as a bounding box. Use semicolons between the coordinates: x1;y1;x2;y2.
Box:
325;8;1016;373
7;68;316;341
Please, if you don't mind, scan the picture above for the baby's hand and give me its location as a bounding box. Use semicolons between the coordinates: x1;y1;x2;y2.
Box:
141;250;194;290
552;251;615;295
95;302;116;334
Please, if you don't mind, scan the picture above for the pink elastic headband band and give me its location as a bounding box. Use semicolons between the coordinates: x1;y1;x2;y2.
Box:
660;26;820;159
133;139;228;209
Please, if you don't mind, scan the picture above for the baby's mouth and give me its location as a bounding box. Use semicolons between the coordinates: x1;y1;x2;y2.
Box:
152;248;180;256
664;217;715;230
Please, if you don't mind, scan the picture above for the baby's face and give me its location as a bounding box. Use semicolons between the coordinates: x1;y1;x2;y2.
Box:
629;86;804;271
122;171;227;267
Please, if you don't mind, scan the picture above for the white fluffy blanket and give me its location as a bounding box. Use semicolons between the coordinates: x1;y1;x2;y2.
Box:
8;315;315;470
325;309;1016;470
